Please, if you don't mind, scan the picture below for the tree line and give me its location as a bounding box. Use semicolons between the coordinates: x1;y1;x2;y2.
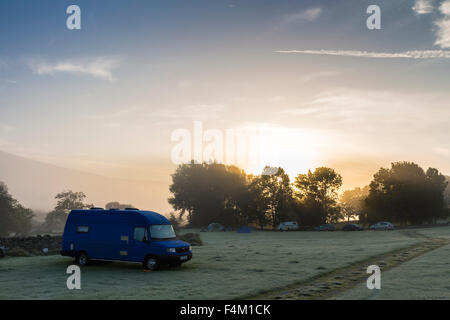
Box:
1;160;449;236
169;161;449;228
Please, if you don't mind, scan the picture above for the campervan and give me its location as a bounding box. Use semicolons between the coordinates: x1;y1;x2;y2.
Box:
61;208;192;270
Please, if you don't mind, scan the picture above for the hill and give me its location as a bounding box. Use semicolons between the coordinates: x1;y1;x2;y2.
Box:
0;150;171;220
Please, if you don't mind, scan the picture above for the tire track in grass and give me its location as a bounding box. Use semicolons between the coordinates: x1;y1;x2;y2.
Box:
247;230;450;300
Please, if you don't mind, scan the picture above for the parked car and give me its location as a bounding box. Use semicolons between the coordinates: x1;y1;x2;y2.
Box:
278;221;299;231
342;223;364;231
61;208;192;270
370;221;394;230
314;224;335;231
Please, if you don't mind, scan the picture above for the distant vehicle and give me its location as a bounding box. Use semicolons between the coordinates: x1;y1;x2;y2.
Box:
342;223;364;231
61;208;192;271
314;224;335;231
370;221;394;230
278;221;299;231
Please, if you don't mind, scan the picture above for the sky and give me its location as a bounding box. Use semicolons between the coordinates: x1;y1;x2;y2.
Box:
1;0;450;210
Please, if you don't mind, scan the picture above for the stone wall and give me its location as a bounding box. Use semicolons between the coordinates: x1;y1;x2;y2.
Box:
0;235;62;257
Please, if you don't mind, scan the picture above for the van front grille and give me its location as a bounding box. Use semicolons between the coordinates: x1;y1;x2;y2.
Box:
175;247;189;253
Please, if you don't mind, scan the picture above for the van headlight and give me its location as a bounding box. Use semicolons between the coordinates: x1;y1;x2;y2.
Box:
166;248;176;253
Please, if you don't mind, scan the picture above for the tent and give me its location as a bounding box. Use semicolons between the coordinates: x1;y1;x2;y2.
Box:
207;222;225;232
237;226;252;233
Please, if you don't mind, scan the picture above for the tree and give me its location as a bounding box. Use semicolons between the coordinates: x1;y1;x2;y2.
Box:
168;212;183;232
244;176;271;229
0;181;34;236
444;176;450;207
43;190;92;232
43;210;68;231
363;162;448;225
55;191;91;212
294;167;343;225
250;167;293;230
339;186;369;221
168;162;249;227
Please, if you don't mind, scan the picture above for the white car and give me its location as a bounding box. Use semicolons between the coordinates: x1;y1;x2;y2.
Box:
278;221;299;231
370;221;394;230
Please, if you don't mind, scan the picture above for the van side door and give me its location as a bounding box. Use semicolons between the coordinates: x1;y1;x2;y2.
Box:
130;227;149;262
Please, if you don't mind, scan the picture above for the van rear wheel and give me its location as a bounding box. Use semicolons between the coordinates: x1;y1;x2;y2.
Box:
144;256;159;271
76;252;89;266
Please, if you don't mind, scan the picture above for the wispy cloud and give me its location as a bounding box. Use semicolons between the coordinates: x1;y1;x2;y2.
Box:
435;0;450;48
28;57;120;82
279;88;450;136
275;49;450;59
299;70;337;82
412;0;450;48
412;0;434;14
281;7;322;25
0;79;17;85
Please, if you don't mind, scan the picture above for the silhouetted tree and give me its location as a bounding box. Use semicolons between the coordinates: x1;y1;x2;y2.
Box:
168;162;248;227
294;167;343;225
444;176;450;207
363;162;448;225
250;167;293;230
54;191;91;212
43;190;92;232
339;186;369;221
168;212;183;232
0;181;34;236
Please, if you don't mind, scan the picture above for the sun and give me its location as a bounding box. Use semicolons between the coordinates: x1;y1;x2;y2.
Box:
229;124;322;178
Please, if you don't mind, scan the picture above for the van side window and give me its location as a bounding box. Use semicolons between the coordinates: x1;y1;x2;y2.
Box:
76;226;89;233
134;227;148;242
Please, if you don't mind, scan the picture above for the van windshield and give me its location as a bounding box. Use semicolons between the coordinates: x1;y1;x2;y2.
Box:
150;225;176;240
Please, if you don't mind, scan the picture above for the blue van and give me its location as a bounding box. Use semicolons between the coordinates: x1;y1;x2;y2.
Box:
61;208;192;270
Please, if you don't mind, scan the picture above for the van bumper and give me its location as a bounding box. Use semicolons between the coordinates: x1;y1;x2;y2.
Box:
60;250;76;257
157;252;192;264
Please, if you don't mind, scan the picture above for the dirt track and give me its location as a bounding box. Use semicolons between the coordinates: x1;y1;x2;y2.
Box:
248;230;450;300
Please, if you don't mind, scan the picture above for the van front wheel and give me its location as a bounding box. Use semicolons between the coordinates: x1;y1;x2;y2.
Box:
144;256;159;271
76;252;89;266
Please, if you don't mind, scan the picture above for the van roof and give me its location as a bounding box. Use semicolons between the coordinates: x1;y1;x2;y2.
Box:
69;209;170;225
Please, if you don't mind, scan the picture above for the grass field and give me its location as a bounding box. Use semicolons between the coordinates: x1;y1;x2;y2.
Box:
331;226;450;300
0;229;428;300
334;243;450;300
416;225;450;239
